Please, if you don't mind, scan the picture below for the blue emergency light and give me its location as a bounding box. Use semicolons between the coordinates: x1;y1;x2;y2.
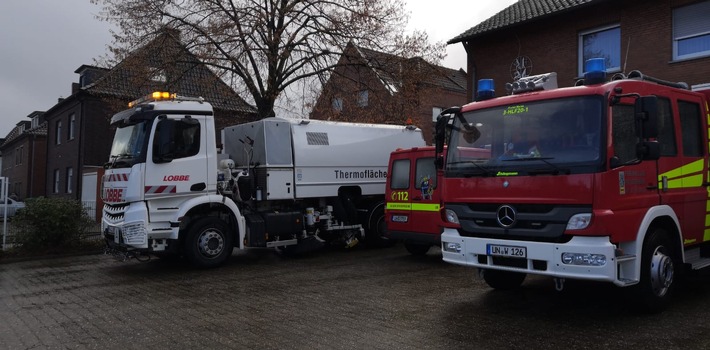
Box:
477;79;495;100
584;58;606;84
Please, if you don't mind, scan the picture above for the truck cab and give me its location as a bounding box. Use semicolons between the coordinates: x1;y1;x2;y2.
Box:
385;146;442;255
437;61;710;311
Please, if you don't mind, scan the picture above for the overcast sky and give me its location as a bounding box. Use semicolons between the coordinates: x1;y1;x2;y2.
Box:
0;0;517;138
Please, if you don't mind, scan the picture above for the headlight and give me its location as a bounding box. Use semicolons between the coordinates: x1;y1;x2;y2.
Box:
443;242;462;253
566;213;591;230
561;252;606;266
445;209;459;224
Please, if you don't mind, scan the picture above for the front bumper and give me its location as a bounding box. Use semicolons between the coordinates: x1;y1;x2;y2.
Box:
441;228;627;285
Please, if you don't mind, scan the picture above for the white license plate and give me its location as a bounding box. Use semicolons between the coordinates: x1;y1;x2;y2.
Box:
391;215;408;223
487;244;527;258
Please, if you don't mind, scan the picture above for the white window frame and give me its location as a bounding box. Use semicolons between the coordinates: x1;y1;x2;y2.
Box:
66;167;73;194
69;113;75;141
56;120;62;145
357;90;369;107
53;169;60;194
432;107;443;122
332;97;343;112
672;1;710;61
578;24;621;76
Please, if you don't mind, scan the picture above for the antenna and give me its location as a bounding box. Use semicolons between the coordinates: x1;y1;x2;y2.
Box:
623;37;631;74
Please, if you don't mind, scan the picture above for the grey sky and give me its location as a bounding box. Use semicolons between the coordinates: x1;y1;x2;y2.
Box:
0;0;516;138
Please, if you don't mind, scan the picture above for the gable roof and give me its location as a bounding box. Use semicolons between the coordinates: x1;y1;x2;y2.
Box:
449;0;599;44
353;44;467;94
84;30;256;114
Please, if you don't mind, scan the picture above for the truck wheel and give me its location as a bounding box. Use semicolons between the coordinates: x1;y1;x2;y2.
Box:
183;217;233;268
405;242;431;256
365;205;393;247
481;269;526;290
634;228;676;313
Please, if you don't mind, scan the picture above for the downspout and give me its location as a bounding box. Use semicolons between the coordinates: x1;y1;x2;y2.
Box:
29;135;35;197
464;40;476;102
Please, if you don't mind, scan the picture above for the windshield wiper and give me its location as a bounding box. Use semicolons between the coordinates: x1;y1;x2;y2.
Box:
104;154;134;169
502;157;570;175
448;161;495;177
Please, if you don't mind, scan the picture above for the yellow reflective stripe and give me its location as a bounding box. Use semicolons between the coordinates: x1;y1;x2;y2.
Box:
411;203;440;212
658;159;705;189
705;229;710;242
386;202;411;210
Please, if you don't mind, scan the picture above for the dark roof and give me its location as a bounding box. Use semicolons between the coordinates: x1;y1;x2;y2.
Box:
449;0;597;44
85;30;256;114
354;45;467;93
2;121;47;146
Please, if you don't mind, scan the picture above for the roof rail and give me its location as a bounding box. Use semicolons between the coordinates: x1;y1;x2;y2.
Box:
627;70;689;90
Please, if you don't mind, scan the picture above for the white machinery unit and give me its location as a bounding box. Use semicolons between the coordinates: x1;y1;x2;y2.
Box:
101;92;425;267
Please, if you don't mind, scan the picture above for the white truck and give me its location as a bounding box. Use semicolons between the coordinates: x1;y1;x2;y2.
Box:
101;92;425;267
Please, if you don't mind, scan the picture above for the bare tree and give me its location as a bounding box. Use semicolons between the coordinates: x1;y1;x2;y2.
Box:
91;0;444;118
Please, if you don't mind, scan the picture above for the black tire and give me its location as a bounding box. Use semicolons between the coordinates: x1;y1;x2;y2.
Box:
405;242;431;256
183;217;233;268
365;204;393;248
481;269;526;290
633;228;676;313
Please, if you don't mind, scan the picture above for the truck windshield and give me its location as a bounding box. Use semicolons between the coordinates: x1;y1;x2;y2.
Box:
107;120;152;168
446;96;604;176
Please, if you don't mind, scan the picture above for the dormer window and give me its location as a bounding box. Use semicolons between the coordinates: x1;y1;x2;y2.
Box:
150;68;167;83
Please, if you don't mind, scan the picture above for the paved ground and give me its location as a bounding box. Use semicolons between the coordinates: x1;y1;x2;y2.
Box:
2;244;710;349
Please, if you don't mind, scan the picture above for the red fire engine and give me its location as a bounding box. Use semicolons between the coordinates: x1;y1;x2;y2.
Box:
385;146;442;255
436;58;710;311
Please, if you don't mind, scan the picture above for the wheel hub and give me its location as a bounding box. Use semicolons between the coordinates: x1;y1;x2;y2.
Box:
198;230;224;258
649;246;673;297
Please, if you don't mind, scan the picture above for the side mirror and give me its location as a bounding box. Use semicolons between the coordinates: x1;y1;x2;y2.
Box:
637;141;660;161
636;96;658;139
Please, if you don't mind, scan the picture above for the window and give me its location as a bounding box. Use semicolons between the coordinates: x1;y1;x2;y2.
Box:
390;159;410;190
53;169;60;194
678;101;703;157
332;97;343;112
15;146;22;166
69;113;75;141
579;25;620;75
414;157;436;190
153;118;201;162
656;98;677;156
66;168;74;194
673;1;710;60
357;90;369;107
56;120;62;145
611;105;638;164
432;107;443;122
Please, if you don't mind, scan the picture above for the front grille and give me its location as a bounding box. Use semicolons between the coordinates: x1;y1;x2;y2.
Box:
448;203;590;243
103;203;128;223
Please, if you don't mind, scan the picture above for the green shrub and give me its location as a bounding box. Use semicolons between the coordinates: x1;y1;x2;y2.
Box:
13;197;95;252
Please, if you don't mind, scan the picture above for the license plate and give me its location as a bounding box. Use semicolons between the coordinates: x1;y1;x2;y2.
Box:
487;244;527;258
391;215;408;223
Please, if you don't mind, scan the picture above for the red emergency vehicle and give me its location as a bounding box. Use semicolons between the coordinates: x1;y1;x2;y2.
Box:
385;147;442;255
436;59;710;311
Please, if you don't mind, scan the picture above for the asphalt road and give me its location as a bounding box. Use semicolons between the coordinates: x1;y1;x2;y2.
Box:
1;244;710;349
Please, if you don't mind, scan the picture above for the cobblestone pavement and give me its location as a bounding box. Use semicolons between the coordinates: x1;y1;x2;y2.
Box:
2;245;710;350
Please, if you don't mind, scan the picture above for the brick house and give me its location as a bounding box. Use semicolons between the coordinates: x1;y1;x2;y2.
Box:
42;29;257;215
449;0;710;100
0;112;47;200
310;43;468;144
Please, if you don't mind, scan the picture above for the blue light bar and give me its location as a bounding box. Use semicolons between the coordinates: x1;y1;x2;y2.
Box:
477;79;495;100
584;58;606;84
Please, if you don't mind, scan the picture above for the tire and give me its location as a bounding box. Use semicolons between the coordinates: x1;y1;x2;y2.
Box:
405;242;431;256
365;204;393;248
633;228;676;313
183;217;233;268
481;269;526;290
